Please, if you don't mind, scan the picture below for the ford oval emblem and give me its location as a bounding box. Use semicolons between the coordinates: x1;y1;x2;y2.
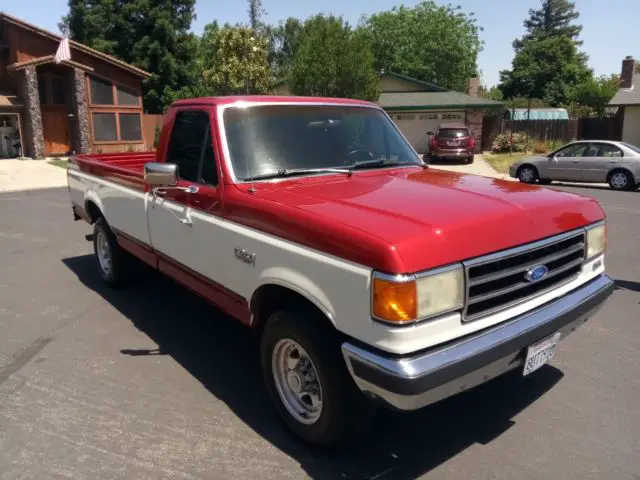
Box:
525;265;549;283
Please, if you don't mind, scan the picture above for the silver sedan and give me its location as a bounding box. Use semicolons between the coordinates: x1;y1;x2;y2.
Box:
509;140;640;191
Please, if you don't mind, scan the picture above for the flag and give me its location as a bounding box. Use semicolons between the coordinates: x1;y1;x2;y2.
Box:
55;33;71;64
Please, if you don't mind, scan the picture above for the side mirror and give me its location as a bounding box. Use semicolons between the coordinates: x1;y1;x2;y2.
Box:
144;162;178;186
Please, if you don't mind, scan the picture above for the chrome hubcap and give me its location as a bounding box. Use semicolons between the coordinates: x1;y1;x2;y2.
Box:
272;339;323;425
611;173;628;189
520;168;535;182
96;231;112;275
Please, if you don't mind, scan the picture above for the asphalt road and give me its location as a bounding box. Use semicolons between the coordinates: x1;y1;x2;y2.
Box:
0;185;638;480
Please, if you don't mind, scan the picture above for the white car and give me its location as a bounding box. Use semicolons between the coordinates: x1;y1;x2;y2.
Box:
509;140;640;191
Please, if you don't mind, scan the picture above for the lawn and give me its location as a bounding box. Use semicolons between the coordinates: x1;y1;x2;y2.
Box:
48;159;69;169
483;153;524;173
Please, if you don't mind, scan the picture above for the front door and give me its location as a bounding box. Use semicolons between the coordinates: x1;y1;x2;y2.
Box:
548;142;589;181
42;110;70;156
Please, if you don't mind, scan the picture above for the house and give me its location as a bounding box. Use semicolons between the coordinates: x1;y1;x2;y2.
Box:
609;56;640;147
0;12;151;159
274;72;502;153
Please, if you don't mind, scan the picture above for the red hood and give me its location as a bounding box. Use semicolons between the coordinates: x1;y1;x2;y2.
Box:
231;167;605;274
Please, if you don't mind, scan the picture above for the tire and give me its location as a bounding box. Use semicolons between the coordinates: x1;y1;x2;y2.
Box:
260;304;374;448
93;217;133;288
517;165;539;184
608;170;634;191
466;155;474;164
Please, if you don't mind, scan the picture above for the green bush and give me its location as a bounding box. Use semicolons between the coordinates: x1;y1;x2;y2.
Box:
491;131;528;153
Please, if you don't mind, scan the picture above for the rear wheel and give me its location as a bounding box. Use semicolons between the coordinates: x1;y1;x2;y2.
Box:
517;165;538;184
261;305;374;447
93;218;133;288
608;170;634;191
466;155;474;164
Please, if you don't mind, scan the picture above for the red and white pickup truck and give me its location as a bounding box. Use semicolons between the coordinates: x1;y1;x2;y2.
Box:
68;96;614;447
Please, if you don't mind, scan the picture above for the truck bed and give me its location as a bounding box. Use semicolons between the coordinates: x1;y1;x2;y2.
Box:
72;152;155;178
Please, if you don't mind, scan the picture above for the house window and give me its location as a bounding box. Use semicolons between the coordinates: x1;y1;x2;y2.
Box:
90;76;115;105
116;85;140;106
119;113;142;141
92;113;118;141
441;113;464;120
91;112;143;143
419;114;438;120
395;114;416;121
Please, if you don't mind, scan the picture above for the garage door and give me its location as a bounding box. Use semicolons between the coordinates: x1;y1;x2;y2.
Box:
389;112;465;153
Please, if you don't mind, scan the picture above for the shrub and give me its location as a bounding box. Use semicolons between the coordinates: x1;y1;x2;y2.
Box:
491;130;528;153
533;141;549;154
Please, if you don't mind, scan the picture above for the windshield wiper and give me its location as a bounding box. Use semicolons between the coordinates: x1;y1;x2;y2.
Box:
349;159;423;170
243;167;352;182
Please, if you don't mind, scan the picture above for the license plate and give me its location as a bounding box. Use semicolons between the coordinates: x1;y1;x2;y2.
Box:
446;141;459;146
523;332;561;376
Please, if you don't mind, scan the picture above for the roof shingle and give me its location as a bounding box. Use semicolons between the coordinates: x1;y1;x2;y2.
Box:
379;91;502;110
609;74;640;106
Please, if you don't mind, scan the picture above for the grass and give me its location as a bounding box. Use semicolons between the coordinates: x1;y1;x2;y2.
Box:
48;159;69;169
483;152;526;173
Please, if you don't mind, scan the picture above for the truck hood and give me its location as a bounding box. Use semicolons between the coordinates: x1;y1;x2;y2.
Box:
253;167;605;273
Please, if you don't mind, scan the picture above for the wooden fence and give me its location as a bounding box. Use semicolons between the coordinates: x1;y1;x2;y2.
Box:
142;114;165;150
482;117;622;151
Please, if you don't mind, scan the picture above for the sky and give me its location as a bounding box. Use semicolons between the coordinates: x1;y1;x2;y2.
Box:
2;0;639;87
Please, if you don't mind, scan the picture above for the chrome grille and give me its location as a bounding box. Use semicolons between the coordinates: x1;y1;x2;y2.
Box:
463;231;586;321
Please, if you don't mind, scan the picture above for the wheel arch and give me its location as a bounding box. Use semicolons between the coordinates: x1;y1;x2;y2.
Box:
84;190;105;224
250;272;336;334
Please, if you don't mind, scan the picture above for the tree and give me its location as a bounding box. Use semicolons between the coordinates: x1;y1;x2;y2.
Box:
202;26;273;95
517;0;582;48
287;15;379;101
268;17;302;77
247;0;266;32
499;0;590;106
569;74;620;118
61;0;200;113
363;1;482;92
478;85;504;101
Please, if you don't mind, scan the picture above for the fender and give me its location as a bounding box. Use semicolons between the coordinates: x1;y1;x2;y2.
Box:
253;266;336;325
84;188;106;221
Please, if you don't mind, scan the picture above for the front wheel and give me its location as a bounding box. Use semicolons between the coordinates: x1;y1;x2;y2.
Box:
518;165;538;184
261;305;373;447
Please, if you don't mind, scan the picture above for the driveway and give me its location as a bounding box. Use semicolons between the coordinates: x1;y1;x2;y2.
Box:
0;187;638;479
427;154;515;181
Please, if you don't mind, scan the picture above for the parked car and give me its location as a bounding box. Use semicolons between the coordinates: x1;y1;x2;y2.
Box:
425;123;476;164
509;140;640;191
67;96;613;448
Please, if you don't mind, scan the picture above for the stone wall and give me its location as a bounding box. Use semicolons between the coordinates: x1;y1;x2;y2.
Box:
69;68;90;154
20;66;45;159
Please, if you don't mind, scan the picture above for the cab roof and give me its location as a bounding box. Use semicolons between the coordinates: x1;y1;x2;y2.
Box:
171;95;378;108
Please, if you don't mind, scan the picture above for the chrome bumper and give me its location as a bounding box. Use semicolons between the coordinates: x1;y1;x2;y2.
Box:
341;274;614;411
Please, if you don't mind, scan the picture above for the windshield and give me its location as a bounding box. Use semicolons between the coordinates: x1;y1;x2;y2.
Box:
222;104;421;181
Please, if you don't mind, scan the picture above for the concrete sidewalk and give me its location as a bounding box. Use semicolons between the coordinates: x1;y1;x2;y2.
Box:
427;154;515;181
0;159;68;193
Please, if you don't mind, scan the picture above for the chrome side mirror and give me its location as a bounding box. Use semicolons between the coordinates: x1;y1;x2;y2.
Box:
144;162;177;186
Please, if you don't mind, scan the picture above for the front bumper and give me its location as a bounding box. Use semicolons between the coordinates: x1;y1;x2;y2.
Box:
341;274;614;411
509;165;518;178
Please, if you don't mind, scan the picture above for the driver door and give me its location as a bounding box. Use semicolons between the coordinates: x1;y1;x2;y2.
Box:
548;143;589;181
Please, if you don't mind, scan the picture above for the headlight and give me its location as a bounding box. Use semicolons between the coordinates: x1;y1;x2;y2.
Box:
372;266;464;325
586;223;607;259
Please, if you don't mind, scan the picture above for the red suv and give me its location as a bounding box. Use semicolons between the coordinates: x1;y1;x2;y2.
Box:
426;123;475;164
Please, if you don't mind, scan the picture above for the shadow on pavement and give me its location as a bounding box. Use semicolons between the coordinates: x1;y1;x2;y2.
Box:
63;254;564;480
615;279;640;293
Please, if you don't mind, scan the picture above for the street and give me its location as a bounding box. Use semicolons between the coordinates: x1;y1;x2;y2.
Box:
0;185;638;480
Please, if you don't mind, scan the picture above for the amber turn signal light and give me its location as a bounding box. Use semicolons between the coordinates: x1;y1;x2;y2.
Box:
372;277;417;324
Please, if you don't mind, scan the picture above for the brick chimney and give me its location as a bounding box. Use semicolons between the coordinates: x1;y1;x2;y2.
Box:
620;56;636;89
467;77;480;97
